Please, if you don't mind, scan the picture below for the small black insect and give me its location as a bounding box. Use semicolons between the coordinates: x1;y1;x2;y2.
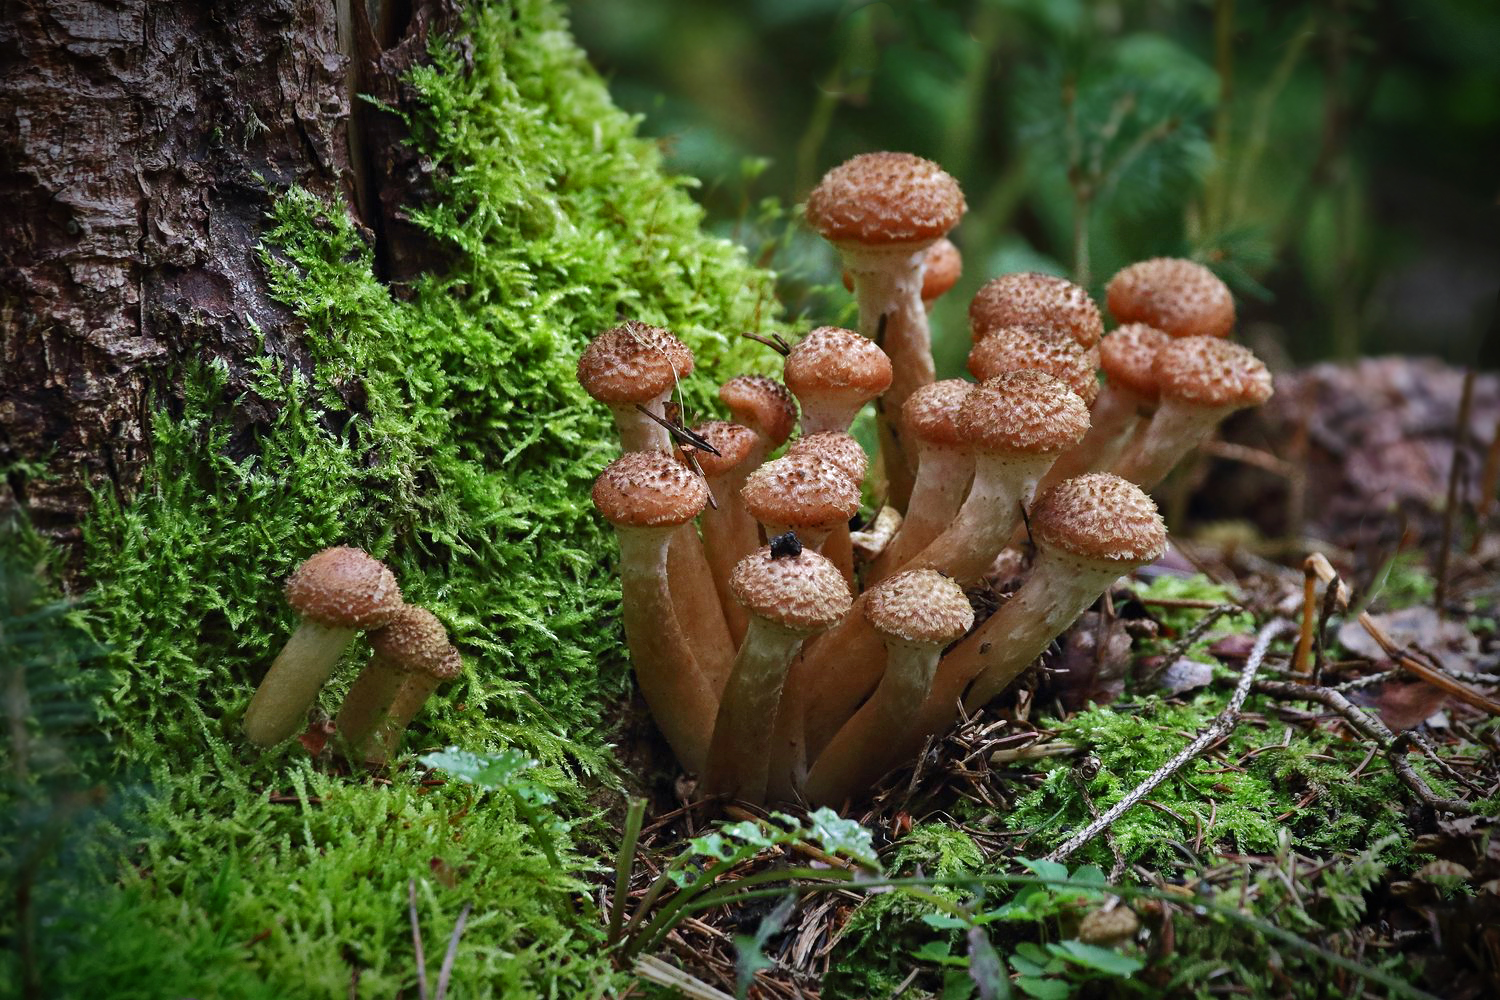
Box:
768;531;803;559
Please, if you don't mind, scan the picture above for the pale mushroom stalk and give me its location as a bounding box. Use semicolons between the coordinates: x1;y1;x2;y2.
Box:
333;652;405;754
1110;397;1245;490
1044;383;1148;486
368;648;462;763
243;546;403;747
338;605;457;763
703;544;850;805
607;391;675;453
803;570;972;807
665;526;737;693
689;421;762;646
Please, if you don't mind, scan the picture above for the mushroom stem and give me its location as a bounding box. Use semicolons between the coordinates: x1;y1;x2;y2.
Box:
866;446;973;583
703;617;808;803
1110;398;1237;490
667;526;736;693
607;390;675;454
1041;383;1147;489
367;666;454;763
243;622;358;745
905;452;1055;585
700;469;760;646
333;653;405;755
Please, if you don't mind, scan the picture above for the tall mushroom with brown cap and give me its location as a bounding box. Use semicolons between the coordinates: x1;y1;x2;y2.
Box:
969;272;1103;348
803;569;972;806
1111;336;1273;489
806;152;966;505
967;324;1101;405
334;604;450;759
362;609;464;763
866;379;974;584
686;421;762;645
931;474;1166;719
843;236;963;312
719;375;798;470
785;431;870;584
782;326;893;435
703;541;851;804
593;452;720;773
740;453;861;553
1106;258;1235;339
576;321;695;453
243;546;403;746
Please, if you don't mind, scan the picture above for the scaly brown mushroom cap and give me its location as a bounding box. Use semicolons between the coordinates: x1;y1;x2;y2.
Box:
969;272;1103;348
921;237;962;302
783;327;894;398
740;454;861;531
719;375;798;446
731;546;852;632
806;152;966;247
1106;258;1235;339
865;569;974;645
1155;336;1273;409
284;546;403;630
902;379;974;447
967;325;1101;405
959;371;1091;456
576;321;695;404
786;431;869;484
369;606;459;678
1099;323;1171;403
592;452;709;527
685;421;758;478
1031;473;1167;565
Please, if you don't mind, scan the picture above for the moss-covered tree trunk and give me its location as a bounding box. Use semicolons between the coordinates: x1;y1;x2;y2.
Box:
0;0;450;543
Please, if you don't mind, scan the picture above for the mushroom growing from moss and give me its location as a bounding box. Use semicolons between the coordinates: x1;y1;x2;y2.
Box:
576;321;695;453
363;609;464;763
243;546;403;747
334;604;453;761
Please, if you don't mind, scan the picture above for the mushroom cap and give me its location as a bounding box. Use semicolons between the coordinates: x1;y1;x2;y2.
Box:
1155;336;1273;409
957;371;1091;456
686;421;759;478
730;545;852;632
967;324;1101;405
922;237;963;302
805;152;966;247
576;321;695;404
1031;473;1167;566
740;454;861;530
783;327;893;398
284;546;403;629
1106;258;1235;338
865;569;974;645
369;605;461;679
719;375;798;446
902;379;974;448
969;272;1103;348
786;431;869;483
592;452;709;528
1099;323;1171;402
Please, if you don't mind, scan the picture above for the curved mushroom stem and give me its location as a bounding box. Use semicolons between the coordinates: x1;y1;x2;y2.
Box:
703;617;809;804
365;669;451;763
905;452;1055;585
1038;384;1148;492
334;654;405;757
667;526;736;694
700;468;761;646
1110;399;1238;490
243;621;357;746
866;446;973;584
803;636;942;806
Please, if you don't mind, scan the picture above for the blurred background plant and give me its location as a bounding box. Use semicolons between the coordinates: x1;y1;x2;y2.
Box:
571;0;1499;371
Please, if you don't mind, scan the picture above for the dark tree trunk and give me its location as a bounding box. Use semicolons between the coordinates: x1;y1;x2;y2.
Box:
0;0;451;542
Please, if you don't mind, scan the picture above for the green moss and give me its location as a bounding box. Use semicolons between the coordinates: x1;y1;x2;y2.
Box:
55;0;783;994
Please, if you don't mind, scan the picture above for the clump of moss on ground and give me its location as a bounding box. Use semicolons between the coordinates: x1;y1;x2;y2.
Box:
31;0;781;995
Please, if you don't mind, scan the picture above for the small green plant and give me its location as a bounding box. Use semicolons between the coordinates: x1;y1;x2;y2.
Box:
419;746;568;865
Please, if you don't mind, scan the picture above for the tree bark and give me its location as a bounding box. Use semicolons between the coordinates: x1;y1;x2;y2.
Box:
0;0;452;542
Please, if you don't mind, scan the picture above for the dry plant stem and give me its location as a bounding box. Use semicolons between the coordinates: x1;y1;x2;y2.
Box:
1111;399;1238;490
667;527;736;693
1255;680;1478;815
614;526;720;773
1047;619;1293;862
867;447;973;583
1433;369;1474;611
334;654;405;754
704;619;811;803
242;621;357;745
699;470;760;645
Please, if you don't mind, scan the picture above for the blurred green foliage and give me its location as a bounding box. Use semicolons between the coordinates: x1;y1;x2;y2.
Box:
573;0;1500;367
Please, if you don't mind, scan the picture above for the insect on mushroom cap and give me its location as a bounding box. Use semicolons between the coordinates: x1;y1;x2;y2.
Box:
592;452;709;528
957;371;1091;456
967;324;1101;405
783;327;893;397
786;431;869;484
1106;257;1235;339
719;375;798;447
902;379;974;448
686;421;758;478
864;569;974;645
370;605;460;678
1099;323;1172;402
284;546;403;630
969;272;1103;348
1030;473;1167;566
740;454;861;529
1154;336;1273;409
730;545;852;632
576;321;695;404
805;151;966;247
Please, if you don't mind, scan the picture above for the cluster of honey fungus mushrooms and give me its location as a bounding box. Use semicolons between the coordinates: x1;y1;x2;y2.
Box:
243;546;461;763
585;151;1272;809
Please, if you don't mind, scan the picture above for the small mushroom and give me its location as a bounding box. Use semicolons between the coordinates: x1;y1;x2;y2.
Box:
740;453;861;554
576;321;695;453
967;324;1101;405
843;236;963;312
785;431;870;584
782;327;893;435
243;546;403;746
358;606;462;763
1106;257;1234;339
969;272;1103;348
718;375;798;471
